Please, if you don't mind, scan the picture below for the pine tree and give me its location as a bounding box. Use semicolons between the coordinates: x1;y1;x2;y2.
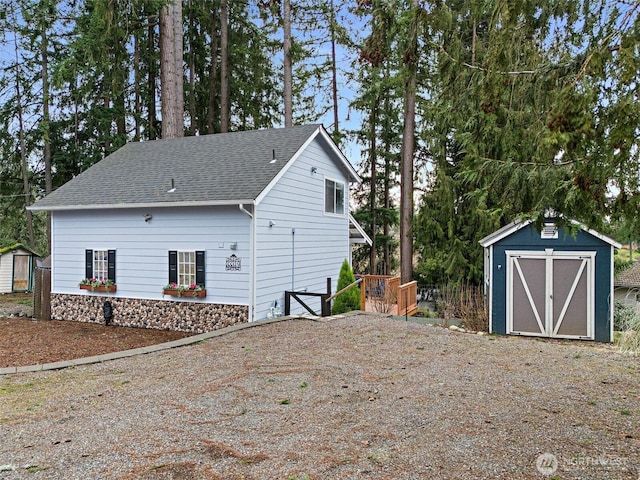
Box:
414;1;640;285
331;259;361;314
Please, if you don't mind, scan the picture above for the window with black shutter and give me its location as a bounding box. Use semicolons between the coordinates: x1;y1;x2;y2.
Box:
85;249;116;282
168;250;205;286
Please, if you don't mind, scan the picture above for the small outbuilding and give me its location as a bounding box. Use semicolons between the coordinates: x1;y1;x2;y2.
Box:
480;219;621;342
0;243;38;293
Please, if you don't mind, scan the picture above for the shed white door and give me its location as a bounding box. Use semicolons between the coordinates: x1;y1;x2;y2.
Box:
12;255;31;292
506;250;594;339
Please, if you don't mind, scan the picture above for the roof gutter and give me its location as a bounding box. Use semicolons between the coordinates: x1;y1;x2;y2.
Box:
27;199;257;212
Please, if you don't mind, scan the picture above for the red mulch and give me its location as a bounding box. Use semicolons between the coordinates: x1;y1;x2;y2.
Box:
0;317;191;368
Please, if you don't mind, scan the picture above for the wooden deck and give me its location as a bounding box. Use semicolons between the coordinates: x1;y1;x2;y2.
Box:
359;275;418;317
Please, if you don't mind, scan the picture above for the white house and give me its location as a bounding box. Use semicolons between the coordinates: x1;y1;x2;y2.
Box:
29;125;368;332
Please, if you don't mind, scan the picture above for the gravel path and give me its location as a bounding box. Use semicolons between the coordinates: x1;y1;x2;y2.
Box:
0;313;639;479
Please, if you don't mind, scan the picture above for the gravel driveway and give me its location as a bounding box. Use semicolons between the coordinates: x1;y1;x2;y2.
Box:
0;313;638;479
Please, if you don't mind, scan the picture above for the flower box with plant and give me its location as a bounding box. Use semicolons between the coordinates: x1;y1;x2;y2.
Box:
163;283;206;298
79;278;117;292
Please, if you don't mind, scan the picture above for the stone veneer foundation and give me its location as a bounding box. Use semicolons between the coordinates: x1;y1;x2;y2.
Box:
51;293;249;333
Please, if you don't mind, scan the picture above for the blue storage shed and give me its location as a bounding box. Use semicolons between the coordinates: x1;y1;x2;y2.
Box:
479;219;621;342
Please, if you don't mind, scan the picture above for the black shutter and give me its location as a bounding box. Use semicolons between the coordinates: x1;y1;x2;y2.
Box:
85;249;93;279
107;250;116;283
195;250;205;286
168;251;178;284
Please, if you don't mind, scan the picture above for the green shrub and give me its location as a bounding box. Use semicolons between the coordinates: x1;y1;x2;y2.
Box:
614;257;634;275
331;260;361;315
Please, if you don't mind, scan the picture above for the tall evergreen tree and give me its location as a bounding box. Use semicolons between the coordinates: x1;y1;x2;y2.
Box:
415;0;640;285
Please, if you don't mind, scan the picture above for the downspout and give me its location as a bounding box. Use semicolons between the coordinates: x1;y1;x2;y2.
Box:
291;227;295;290
238;203;253;219
239;204;255;321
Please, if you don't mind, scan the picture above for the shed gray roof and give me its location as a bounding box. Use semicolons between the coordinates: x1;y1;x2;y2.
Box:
30;124;358;211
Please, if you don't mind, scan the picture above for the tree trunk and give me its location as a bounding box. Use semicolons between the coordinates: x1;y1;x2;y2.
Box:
133;32;141;140
369;102;377;275
13;38;35;250
220;0;229;132
400;0;418;284
187;0;196;135
160;0;183;138
41;23;52;254
173;0;184;128
148;11;158;140
383;86;391;276
330;0;339;136
207;8;219;134
383;150;391;276
283;0;293;127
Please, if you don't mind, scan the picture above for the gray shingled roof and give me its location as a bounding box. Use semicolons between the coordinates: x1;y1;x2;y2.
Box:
615;261;640;287
30;124;351;210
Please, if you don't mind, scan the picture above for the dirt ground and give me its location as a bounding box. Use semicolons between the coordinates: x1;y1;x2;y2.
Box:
1;314;638;479
0;293;190;368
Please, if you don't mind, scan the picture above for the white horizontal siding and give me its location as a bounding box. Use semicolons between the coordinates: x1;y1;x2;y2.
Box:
255;137;351;319
52;206;251;305
0;255;12;293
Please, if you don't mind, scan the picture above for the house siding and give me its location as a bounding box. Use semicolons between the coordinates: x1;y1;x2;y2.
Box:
52;206;251;306
254;137;350;319
0;255;10;293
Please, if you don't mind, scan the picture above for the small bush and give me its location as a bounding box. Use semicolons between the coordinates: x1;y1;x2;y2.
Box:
331;260;361;315
436;283;488;331
614;301;638;331
615;303;640;356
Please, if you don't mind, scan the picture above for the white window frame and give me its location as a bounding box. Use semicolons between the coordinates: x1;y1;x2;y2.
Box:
324;177;346;216
178;251;196;286
93;249;109;281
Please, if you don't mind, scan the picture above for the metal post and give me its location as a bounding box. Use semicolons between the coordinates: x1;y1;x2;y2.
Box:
323;277;331;316
285;292;291;316
405;288;408;321
291;228;295;290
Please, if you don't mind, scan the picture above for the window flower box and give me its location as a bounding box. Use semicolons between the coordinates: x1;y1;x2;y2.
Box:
79;279;117;292
163;283;206;298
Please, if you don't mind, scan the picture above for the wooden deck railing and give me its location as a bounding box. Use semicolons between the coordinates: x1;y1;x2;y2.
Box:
397;280;418;316
359;275;418;316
